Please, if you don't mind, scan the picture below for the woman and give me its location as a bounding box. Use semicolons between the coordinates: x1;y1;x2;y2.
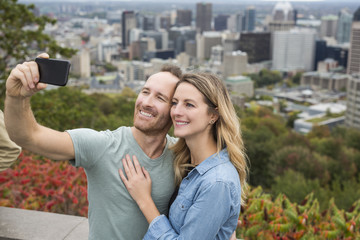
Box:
119;72;248;239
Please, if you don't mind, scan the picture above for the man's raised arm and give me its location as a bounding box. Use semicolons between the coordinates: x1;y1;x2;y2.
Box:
4;53;75;161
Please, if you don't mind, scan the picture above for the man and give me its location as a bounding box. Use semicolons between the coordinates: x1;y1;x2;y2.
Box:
5;53;181;239
0;110;21;172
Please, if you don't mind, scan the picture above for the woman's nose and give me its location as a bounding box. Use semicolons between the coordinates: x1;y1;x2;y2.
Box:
171;104;182;116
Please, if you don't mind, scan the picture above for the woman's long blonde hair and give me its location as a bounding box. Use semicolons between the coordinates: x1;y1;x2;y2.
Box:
170;72;249;205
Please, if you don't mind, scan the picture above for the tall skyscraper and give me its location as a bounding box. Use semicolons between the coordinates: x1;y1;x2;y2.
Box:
243;6;256;32
196;31;222;61
336;9;353;44
272;28;316;72
239;32;271;63
176;9;192;27
268;1;295;32
160;15;171;30
314;40;327;70
143;15;156;31
347;7;360;75
320;15;338;39
214;14;229;31
346;76;360;130
345;7;360;130
196;2;212;33
122;11;136;49
227;13;243;33
168;27;196;54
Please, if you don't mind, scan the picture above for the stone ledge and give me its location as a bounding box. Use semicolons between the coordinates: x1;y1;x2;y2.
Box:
0;207;88;240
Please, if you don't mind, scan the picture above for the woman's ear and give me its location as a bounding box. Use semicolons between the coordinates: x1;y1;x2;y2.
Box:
209;108;219;124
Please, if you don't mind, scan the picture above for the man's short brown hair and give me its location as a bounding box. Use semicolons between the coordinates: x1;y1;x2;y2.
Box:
160;64;182;79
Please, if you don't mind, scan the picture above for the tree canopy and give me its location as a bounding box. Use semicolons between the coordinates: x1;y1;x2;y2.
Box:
0;0;77;102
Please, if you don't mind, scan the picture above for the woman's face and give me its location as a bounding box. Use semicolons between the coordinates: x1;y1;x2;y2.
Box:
170;82;214;140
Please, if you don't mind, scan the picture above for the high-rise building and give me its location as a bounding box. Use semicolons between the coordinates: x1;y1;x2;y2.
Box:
160;15;171;30
314;40;327;70
268;1;295;32
168;26;196;54
320;15;338;39
122;11;136;49
314;40;349;71
239;32;271;63
327;45;348;69
222;51;248;78
227;13;243;33
336;9;353;44
345;76;360;130
140;31;167;50
345;7;360;130
185;40;197;57
210;45;223;64
176;9;192;27
143;15;156;31
196;2;212;33
214;14;229;31
347;7;360;75
243;6;256;32
272;28;316;72
224;38;240;53
129;28;143;45
273;2;294;21
71;48;91;78
129;39;150;60
196;31;222;61
98;41;119;62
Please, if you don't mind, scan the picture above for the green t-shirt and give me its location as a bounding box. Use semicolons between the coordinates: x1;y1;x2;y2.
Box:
67;127;176;240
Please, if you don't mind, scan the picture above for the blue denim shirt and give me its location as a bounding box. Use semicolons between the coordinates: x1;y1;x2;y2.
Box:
144;149;241;240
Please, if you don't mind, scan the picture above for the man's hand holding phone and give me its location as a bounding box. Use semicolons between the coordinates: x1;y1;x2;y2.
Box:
6;53;70;98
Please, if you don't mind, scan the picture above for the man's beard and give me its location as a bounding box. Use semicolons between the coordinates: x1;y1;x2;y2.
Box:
133;110;172;136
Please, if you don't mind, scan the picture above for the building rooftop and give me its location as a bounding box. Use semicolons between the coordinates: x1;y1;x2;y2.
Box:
303;71;350;79
321;15;338;21
225;75;251;83
309;103;346;114
273;1;293;15
203;31;222;38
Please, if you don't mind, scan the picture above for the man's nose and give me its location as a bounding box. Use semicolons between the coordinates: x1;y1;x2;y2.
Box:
142;95;154;107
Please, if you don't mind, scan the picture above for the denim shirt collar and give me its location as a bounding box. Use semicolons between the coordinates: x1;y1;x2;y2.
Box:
191;148;229;176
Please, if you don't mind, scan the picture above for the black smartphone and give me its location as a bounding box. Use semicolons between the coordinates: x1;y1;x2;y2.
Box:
35;58;71;86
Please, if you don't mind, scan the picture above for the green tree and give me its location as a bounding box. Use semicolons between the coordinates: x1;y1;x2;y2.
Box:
0;0;77;101
307;125;331;139
291;72;303;85
246;69;282;88
31;87;105;131
269;146;331;185
345;128;360;151
271;170;329;210
243;126;279;188
328;176;360;210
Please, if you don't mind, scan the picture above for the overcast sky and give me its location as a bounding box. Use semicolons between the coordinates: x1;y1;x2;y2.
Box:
20;0;360;2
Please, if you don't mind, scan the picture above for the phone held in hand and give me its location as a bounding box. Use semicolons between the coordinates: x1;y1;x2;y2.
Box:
35;58;71;86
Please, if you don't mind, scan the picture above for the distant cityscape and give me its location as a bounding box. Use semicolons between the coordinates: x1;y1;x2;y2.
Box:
20;0;360;132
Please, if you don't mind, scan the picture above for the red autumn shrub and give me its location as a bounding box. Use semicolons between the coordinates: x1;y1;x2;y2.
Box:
0;151;88;217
